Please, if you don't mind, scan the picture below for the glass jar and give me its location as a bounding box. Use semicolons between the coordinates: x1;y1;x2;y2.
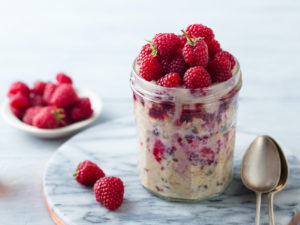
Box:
130;59;242;201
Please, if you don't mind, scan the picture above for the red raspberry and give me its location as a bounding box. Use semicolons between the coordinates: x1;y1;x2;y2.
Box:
7;81;30;98
30;94;46;106
10;106;24;119
182;31;209;67
178;35;187;49
208;39;222;58
70;98;93;121
160;58;170;74
94;177;124;211
186;24;214;44
56;73;73;84
167;53;188;75
32;81;46;95
149;104;166;120
207;55;232;82
10;94;31;110
139;55;163;81
137;43;153;65
73;160;105;186
50;84;78;108
199;147;215;165
32;106;66;129
153;139;165;162
214;51;236;69
43;83;58;105
183;66;211;88
62;112;73;126
152;33;180;60
22;106;43;125
157;73;182;88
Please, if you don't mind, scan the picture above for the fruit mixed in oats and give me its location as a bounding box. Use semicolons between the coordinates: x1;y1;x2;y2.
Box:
131;24;242;201
7;73;94;129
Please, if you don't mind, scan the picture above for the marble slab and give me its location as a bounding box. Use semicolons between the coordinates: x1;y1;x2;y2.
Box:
43;117;300;225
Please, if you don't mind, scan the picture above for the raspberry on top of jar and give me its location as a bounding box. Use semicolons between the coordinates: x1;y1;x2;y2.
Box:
136;24;236;89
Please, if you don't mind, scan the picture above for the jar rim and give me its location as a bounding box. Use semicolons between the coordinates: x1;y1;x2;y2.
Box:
132;56;241;90
130;56;242;103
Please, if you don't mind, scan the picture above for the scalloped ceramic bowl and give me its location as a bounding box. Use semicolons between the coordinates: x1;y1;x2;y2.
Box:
1;88;102;138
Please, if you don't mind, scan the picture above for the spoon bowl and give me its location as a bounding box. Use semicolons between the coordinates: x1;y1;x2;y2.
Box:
267;136;289;191
241;135;281;225
266;136;289;225
241;135;281;192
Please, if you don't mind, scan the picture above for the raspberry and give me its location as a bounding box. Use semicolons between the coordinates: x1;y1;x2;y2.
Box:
178;35;187;49
32;106;66;129
73;160;105;186
70;98;93;121
43;83;58;105
207;55;232;82
10;106;24;119
153;139;165;162
7;81;30;98
157;73;182;88
56;73;73;84
94;177;124;211
186;24;214;44
183;66;211;88
182;30;209;67
32;81;46;95
50;84;78;108
63;112;73;126
214;51;236;69
10;94;31;110
160;58;170;74
149;104;166;120
30;94;45;106
167;53;188;75
199;147;215;165
208;39;222;58
137;43;153;65
22;106;43;125
148;102;175;120
152;33;180;60
139;55;163;81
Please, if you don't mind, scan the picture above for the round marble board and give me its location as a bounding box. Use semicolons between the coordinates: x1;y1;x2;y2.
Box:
43;117;300;225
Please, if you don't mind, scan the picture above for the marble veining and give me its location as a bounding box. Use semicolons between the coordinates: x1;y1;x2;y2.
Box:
43;118;300;225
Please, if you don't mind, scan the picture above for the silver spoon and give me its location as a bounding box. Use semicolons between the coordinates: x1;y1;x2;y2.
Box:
266;136;289;225
241;135;281;225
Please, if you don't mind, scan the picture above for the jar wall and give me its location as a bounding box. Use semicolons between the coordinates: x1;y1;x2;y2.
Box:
131;60;242;201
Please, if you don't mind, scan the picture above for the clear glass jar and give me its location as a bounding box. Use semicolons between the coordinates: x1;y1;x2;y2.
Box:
130;59;242;201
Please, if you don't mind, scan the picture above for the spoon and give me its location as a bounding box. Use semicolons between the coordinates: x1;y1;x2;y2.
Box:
266;136;289;225
241;135;281;225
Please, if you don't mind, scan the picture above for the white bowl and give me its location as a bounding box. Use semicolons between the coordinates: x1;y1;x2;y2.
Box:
1;88;102;138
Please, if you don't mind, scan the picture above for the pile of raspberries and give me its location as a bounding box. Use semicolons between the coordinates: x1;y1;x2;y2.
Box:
137;24;236;88
7;73;93;129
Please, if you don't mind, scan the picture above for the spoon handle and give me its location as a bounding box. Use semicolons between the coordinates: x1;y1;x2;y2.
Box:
268;192;275;225
255;192;262;225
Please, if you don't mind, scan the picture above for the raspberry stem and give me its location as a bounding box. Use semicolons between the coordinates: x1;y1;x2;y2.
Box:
145;40;158;57
52;108;66;125
73;165;79;178
181;30;194;46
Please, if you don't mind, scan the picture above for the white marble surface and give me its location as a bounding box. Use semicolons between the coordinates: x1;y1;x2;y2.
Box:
43;118;300;225
0;0;299;224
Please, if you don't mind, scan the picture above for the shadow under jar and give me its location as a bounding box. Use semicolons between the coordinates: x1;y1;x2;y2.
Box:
130;59;242;202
